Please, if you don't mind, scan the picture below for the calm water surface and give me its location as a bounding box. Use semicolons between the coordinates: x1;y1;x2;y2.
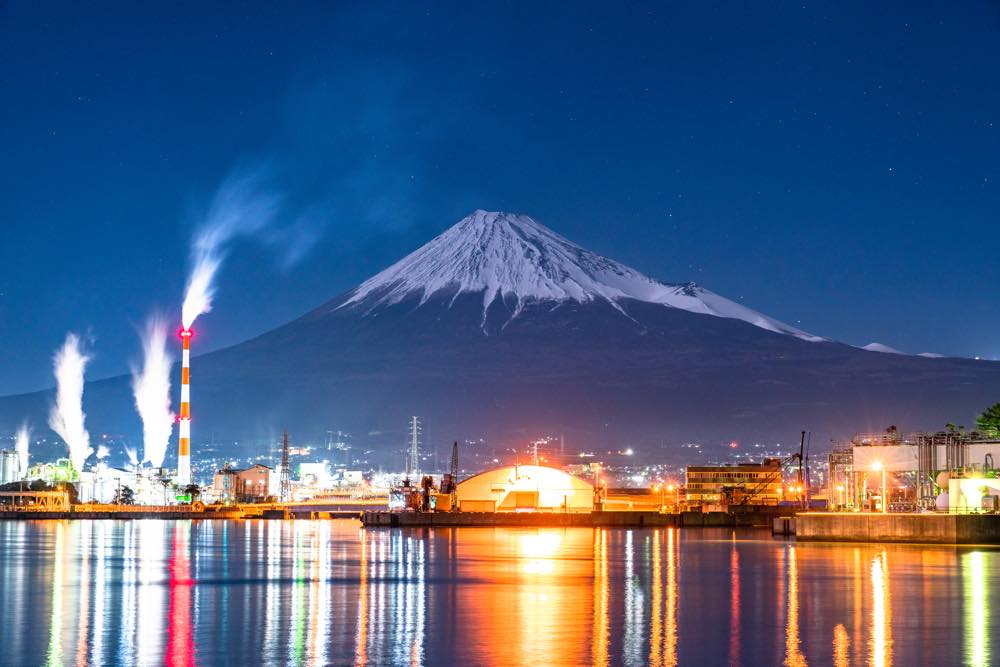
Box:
0;520;994;666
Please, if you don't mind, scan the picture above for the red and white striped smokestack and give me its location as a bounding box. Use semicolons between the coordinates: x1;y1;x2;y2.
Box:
177;328;192;485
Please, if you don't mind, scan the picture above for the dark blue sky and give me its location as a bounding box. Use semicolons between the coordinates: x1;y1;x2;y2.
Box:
2;2;999;394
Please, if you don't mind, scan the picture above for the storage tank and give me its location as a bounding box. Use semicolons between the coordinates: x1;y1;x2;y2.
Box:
0;450;17;483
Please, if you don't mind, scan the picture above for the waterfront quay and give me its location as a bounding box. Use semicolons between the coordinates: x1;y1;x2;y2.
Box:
797;511;1000;544
360;507;793;528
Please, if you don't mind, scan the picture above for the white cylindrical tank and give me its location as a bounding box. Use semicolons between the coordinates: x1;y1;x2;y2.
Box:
935;491;949;511
0;450;17;483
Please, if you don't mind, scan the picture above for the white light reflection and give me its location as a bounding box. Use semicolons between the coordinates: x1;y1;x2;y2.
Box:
519;532;562;575
309;521;331;667
137;520;166;667
289;522;307;665
75;521;91;665
44;522;65;667
92;521;109;664
962;550;989;667
119;522;137;664
263;519;282;661
623;530;645;664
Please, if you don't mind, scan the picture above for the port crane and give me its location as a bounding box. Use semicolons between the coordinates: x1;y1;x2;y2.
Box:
735;432;808;506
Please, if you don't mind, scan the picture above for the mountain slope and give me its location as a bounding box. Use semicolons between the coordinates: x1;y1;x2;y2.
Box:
1;210;998;465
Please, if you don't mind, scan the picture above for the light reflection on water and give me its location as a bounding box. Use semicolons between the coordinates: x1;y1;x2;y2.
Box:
0;521;997;666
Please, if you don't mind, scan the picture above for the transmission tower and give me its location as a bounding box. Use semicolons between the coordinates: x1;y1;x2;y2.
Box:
279;430;291;502
408;416;421;475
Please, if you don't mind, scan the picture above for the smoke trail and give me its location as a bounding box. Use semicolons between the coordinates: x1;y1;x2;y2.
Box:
48;333;93;472
181;168;281;329
130;317;175;467
14;423;30;477
125;447;139;467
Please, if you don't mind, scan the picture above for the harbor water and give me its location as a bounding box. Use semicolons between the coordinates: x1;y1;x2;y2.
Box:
0;519;995;666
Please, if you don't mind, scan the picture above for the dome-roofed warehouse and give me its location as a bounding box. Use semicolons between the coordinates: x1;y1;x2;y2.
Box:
456;464;594;512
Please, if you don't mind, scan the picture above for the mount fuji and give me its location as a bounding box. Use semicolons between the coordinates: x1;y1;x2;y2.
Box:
341;210;822;341
2;210;999;463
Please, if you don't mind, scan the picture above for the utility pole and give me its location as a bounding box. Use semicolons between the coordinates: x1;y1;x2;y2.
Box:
280;430;291;503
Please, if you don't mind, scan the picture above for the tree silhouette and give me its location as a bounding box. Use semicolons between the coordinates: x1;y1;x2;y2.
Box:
183;484;201;503
978;403;1000;437
113;486;135;505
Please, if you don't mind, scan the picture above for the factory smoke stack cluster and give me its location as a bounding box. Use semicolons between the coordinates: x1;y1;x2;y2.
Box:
10;166;313;488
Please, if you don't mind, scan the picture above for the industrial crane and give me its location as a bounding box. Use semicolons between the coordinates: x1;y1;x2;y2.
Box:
736;432;807;506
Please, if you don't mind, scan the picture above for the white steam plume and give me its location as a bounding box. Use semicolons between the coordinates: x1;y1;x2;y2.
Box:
181;168;281;330
96;445;110;460
15;423;31;478
48;333;93;472
130;317;175;468
125;447;139;467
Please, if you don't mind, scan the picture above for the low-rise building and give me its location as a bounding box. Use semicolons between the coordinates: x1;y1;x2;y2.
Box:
212;463;278;502
685;458;784;506
456;464;594;512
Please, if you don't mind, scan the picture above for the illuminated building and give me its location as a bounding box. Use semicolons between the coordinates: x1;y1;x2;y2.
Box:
455;464;593;512
211;463;278;502
685;458;783;506
842;430;1000;510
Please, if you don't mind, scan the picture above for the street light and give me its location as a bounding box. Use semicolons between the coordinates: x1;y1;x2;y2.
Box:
872;461;886;514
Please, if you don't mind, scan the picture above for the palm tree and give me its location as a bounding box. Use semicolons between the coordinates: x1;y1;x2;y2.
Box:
183;484;201;503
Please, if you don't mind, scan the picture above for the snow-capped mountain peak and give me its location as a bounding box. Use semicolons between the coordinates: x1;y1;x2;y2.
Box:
341;210;822;341
862;342;906;355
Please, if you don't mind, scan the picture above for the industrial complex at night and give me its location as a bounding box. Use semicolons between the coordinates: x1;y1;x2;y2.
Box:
4;2;1000;664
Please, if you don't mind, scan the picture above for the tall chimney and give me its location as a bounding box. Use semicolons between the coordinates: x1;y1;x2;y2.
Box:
177;328;192;486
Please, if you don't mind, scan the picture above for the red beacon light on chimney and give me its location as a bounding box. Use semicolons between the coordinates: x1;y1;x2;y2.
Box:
179;328;194;339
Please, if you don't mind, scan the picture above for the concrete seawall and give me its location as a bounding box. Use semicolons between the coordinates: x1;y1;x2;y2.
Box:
361;509;791;528
0;507;245;520
797;512;1000;544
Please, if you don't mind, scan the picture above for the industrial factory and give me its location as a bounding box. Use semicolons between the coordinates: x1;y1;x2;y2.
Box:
828;428;1000;513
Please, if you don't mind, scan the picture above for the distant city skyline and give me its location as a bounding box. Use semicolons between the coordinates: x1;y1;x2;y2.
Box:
2;2;999;394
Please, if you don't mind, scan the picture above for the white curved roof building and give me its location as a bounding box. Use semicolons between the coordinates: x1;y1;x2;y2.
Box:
456;465;594;512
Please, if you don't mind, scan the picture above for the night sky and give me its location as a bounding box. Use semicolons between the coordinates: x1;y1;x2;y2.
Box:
2;2;998;394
